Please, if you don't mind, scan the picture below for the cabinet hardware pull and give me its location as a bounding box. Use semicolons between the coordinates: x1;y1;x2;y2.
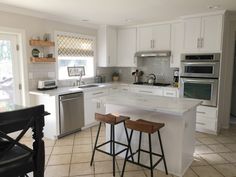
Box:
93;92;104;95
201;38;204;48
196;122;206;125
197;111;206;115
197;38;200;48
166;92;174;95
139;90;152;93
153;40;155;48
60;97;80;102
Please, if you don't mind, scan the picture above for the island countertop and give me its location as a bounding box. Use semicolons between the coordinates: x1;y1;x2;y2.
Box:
94;92;201;116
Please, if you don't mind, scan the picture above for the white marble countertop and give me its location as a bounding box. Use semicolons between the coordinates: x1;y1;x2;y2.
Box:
29;82;178;97
94;92;201;116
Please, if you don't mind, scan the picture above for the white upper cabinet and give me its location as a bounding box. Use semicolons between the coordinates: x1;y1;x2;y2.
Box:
137;24;171;51
183;17;201;52
152;24;171;50
117;27;137;67
201;15;223;52
170;22;184;68
137;26;153;51
97;25;117;67
183;14;223;53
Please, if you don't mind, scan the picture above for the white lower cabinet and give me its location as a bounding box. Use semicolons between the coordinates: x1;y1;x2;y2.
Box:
163;88;178;97
84;88;108;127
133;87;163;96
196;106;218;133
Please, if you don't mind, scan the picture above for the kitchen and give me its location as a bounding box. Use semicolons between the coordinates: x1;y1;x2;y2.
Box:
1;1;236;177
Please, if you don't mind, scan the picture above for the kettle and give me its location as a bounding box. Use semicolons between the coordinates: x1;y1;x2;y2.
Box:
147;74;156;84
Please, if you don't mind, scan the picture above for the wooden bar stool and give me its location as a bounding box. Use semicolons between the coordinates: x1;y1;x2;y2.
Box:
121;119;168;177
90;113;131;177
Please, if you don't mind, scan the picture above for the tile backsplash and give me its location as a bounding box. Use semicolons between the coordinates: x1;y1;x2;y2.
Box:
114;57;177;84
28;57;177;89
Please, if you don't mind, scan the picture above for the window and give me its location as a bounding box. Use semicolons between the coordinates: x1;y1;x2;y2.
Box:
56;32;95;80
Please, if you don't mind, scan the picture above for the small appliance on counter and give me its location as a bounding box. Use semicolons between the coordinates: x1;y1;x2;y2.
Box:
132;70;144;83
146;74;156;84
37;80;57;90
94;75;106;83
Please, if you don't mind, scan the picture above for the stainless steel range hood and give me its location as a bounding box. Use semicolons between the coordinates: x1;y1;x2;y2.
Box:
135;50;171;58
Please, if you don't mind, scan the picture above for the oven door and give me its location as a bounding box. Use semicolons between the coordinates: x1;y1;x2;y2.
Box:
180;77;218;106
181;61;219;78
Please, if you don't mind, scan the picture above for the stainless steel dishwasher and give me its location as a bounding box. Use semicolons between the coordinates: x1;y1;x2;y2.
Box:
59;92;84;137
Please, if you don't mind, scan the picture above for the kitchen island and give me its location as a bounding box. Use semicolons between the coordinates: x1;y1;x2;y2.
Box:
94;92;201;177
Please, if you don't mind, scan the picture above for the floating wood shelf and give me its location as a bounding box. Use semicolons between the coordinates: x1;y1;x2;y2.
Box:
29;40;55;47
31;57;56;63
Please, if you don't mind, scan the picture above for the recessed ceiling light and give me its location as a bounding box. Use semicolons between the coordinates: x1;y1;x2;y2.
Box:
208;5;221;9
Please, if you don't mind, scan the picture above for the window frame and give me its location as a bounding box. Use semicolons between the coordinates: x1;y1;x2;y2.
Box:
54;31;96;81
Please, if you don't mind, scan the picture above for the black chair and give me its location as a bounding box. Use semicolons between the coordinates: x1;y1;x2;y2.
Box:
0;105;48;177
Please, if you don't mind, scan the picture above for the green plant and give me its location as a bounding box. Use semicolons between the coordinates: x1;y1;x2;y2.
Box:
112;72;119;77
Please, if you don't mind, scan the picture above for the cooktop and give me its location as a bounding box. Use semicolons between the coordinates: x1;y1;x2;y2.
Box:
133;82;171;87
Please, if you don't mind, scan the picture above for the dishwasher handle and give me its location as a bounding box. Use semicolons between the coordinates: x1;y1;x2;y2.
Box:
60;97;81;102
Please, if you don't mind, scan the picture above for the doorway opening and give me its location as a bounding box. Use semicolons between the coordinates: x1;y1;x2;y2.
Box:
0;32;23;106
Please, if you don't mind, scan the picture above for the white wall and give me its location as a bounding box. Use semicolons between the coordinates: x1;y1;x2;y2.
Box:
0;10;97;91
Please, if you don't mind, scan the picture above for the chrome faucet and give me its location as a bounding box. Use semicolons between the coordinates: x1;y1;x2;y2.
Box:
77;71;85;86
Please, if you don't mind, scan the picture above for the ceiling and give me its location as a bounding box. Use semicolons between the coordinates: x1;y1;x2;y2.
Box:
0;0;236;26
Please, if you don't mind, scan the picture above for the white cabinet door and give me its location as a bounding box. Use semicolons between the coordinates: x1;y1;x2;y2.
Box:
170;22;184;68
97;25;117;67
183;17;201;52
153;24;171;50
117;28;137;67
137;26;153;51
200;15;223;52
107;27;117;66
84;89;108;126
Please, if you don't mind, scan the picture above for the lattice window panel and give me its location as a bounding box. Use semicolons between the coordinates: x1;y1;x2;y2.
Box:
57;34;95;57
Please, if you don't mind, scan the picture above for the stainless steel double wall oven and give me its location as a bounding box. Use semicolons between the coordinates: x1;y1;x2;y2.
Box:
180;53;220;107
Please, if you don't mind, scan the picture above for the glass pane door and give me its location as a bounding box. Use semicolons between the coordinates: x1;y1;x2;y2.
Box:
0;34;21;105
184;82;212;100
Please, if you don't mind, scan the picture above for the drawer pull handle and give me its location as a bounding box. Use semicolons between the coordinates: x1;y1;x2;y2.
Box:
139;90;152;93
196;122;206;125
197;111;206;115
166;92;174;95
93;92;104;95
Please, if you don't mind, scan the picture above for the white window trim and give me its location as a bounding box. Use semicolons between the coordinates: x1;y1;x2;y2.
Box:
54;31;96;81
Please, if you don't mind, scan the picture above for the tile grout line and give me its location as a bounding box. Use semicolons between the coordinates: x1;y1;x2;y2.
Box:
68;133;75;177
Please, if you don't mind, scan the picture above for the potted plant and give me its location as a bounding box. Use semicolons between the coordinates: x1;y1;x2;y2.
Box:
112;72;119;81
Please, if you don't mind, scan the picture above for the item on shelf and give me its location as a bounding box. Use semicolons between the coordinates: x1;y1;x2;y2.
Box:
31;35;40;40
112;72;119;81
47;53;53;58
39;52;44;58
43;33;51;41
32;48;40;57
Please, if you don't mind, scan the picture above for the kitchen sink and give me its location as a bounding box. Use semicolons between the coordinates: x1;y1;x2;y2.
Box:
78;84;100;88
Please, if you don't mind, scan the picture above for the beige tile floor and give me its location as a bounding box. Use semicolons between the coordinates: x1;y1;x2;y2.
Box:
20;124;236;177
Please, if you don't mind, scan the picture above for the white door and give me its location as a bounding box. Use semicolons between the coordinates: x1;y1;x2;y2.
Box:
183;17;201;52
0;34;21;105
137;26;153;51
200;15;223;52
117;28;137;67
153;24;171;50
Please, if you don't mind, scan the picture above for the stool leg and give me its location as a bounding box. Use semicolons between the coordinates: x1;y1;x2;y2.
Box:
123;122;134;162
149;133;153;177
90;122;102;166
112;124;116;177
110;124;113;154
138;132;142;163
121;130;133;177
158;130;168;175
